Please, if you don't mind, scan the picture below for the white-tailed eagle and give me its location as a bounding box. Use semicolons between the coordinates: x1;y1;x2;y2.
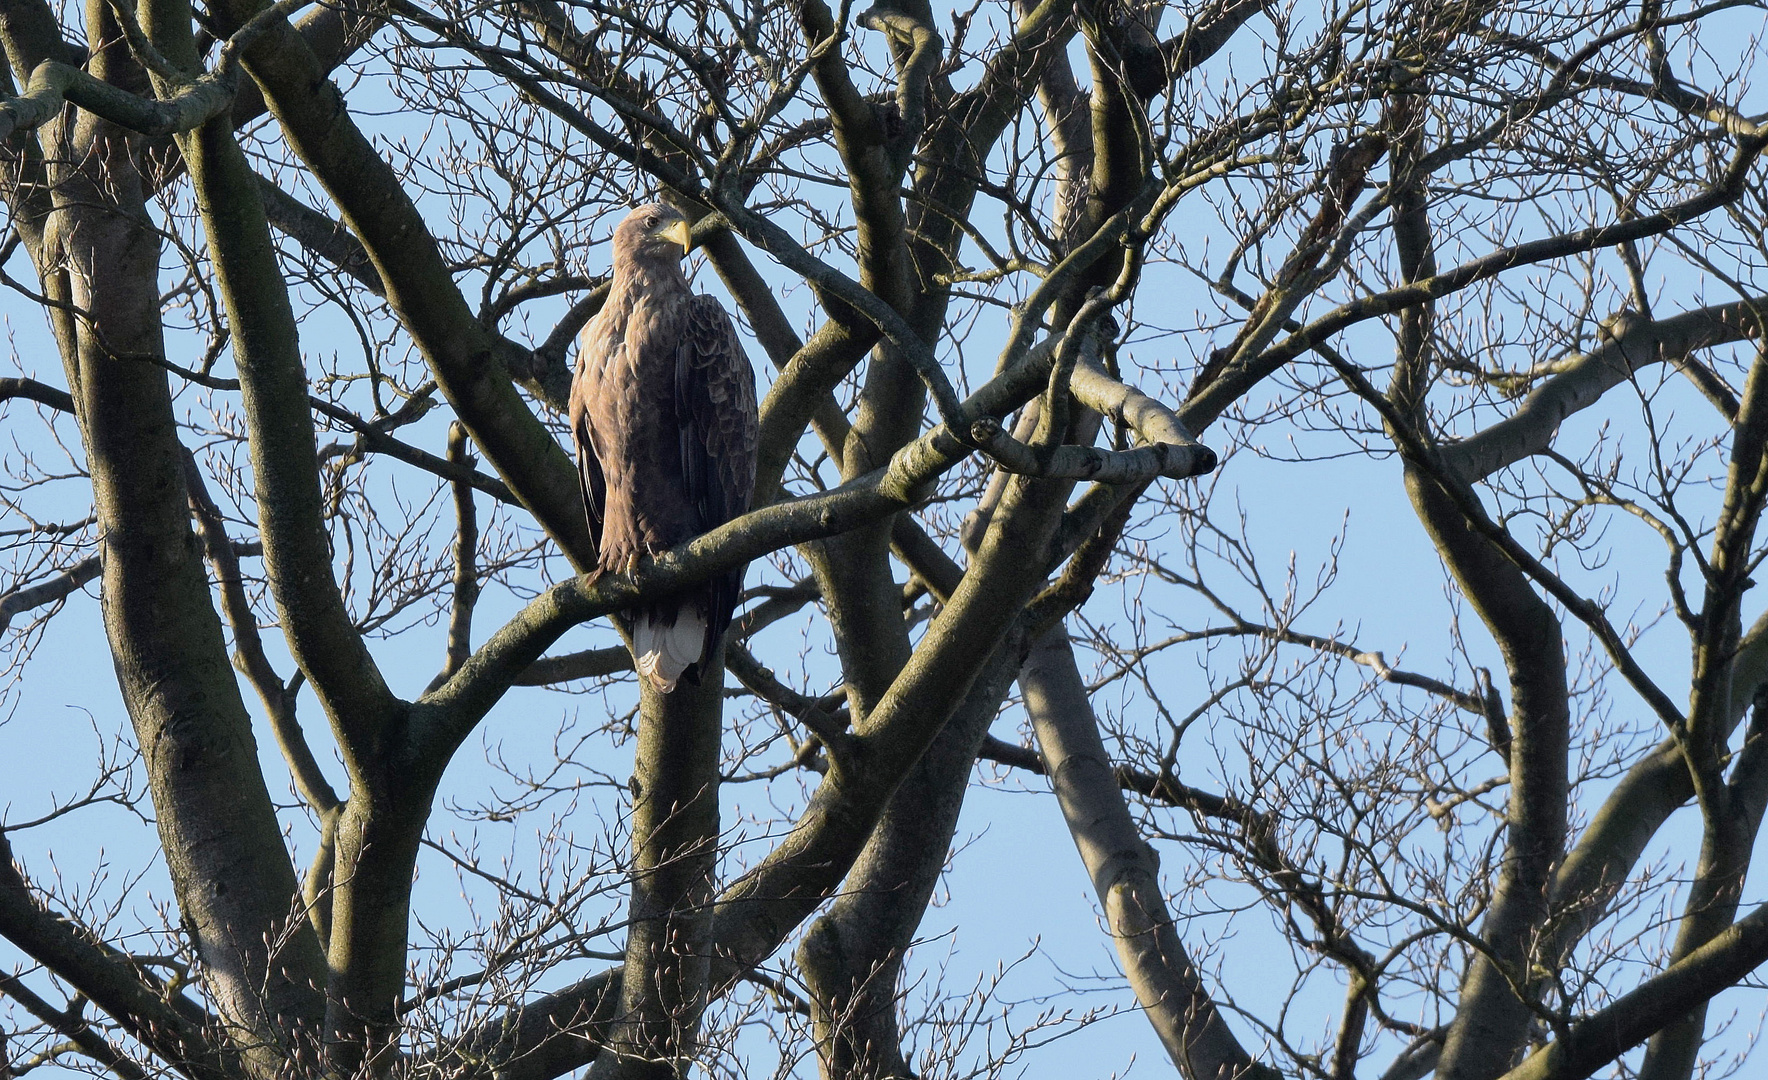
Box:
570;204;759;692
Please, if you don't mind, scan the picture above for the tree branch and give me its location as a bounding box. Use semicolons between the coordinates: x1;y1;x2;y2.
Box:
1021;625;1278;1080
171;61;402;773
184;454;341;818
0;556;98;633
209;0;594;567
1442;297;1766;483
0;55;234;142
1185;137;1768;432
0;970;148;1080
1499;892;1768;1080
0;833;228;1080
0;375;73;413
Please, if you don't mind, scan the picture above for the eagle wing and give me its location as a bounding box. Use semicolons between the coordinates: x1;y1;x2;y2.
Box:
568;349;606;546
675;292;758;650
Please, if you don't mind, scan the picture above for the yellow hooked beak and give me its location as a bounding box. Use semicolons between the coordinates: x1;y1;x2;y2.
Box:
663;218;692;256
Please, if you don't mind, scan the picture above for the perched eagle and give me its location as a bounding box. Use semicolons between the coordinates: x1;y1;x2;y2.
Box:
570;204;759;692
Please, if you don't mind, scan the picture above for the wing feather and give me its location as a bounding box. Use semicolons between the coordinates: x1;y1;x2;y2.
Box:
676;292;758;657
677;293;758;528
568;341;606;550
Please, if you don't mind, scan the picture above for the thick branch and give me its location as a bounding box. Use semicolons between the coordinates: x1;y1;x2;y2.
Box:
0;375;73;412
254;173;383;293
1022;626;1276;1080
0;970;148;1080
44;39;328;1068
176;100;403;773
1498;893;1768;1080
0;56;233;142
207;0;593;566
590;667;723;1079
0;833;228;1080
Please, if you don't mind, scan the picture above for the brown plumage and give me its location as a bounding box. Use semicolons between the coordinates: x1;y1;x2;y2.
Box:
570;204;759;692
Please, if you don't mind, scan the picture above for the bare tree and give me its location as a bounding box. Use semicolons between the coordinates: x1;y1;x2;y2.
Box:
0;0;1766;1078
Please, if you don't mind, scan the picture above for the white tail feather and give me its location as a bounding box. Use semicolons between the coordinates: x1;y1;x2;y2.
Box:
633;610;706;693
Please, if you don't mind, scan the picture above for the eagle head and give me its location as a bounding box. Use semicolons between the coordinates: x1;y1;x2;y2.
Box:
615;204;693;267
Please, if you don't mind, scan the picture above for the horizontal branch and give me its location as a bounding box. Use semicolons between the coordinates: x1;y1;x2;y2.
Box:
512;646;631;685
413;455;935;751
0;59;233;142
970;416;1216;482
0;377;74;413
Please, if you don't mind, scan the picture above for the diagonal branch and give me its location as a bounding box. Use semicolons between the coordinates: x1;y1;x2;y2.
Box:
1185;135;1768;431
184;455;340;817
208;0;594;566
1441;297;1767;483
172;71;403;769
1498;892;1768;1080
0;970;148;1080
1022;625;1279;1080
0;556;98;633
0;833;229;1080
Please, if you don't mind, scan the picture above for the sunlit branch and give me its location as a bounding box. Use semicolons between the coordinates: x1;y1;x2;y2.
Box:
0;970;148;1080
0;834;225;1080
184;455;341;818
1187;136;1768;431
1499;892;1768;1080
0;557;98;634
1443;297;1768;483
